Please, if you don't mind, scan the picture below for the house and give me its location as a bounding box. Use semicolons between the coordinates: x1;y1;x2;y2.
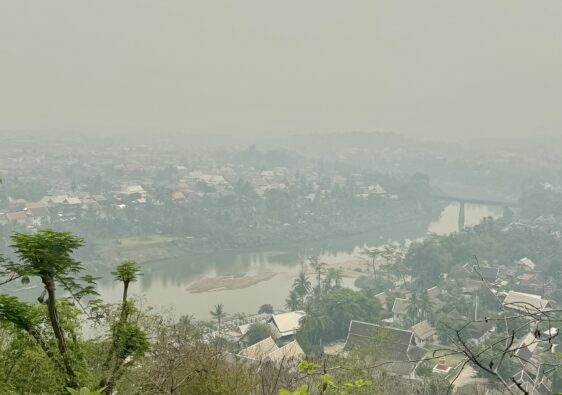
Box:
410;320;436;346
120;185;146;200
25;201;47;210
268;311;305;339
425;285;446;313
391;287;412;300
267;341;305;364
518;273;535;282
125;185;145;195
515;333;540;370
479;266;499;283
368;184;386;195
238;337;278;360
64;197;82;207
518;257;537;271
172;191;186;201
93;195;108;204
432;358;452;374
503;291;549;314
47;195;70;206
509;369;552;395
6;211;27;225
514;272;552;297
463;321;494;345
515;333;554;380
8;197;28;207
45;195;81;207
343;320;427;379
27;206;51;227
392;298;410;324
463;263;499;283
238;337;304;364
375;292;389;311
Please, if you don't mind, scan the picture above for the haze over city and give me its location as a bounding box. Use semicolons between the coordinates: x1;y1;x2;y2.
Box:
2;2;562;394
2;0;562;141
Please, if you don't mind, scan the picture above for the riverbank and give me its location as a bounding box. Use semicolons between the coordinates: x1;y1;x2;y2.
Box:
87;212;441;267
90;202;503;319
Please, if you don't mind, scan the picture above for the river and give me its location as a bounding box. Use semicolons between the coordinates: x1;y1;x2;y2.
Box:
92;203;502;320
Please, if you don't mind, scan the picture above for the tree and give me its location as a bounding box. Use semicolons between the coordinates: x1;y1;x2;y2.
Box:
406;293;421;325
0;319;66;393
292;271;311;307
244;323;274;346
419;291;434;322
258;304;274;315
354;275;392;296
101;260;147;394
380;244;397;265
324;268;343;290
323;288;382;340
111;260;141;304
361;248;380;279
286;290;301;311
297;304;329;354
210;303;226;336
8;230;98;388
308;256;327;293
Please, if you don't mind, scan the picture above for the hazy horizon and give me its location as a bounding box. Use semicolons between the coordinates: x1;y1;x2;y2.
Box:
2;1;562;141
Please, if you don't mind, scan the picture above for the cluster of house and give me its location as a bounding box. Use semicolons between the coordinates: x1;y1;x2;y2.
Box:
341;318;555;395
220;311;307;366
220;255;558;393
1;159;396;233
356;256;557;394
172;166;393;202
0;186;145;230
0;201;52;228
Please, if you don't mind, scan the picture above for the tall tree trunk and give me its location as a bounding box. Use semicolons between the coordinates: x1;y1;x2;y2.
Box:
122;281;129;304
101;280;132;394
44;278;78;388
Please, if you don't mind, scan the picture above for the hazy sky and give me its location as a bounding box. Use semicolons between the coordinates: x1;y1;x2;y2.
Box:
1;1;561;140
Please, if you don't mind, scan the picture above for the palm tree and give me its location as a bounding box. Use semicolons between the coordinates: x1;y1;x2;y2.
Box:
406;293;421;325
389;258;410;285
332;268;343;288
210;303;226;336
309;256;327;292
419;291;434;321
298;303;329;351
103;260;145;393
292;271;311;306
111;260;141;304
285;289;301;311
323;267;343;290
380;244;397;265
362;248;381;279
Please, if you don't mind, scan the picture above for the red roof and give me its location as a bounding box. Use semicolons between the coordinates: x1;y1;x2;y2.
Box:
518;273;534;281
172;191;185;200
6;211;27;221
25;202;47;210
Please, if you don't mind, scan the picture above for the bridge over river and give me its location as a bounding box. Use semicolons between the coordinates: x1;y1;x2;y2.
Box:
431;194;520;232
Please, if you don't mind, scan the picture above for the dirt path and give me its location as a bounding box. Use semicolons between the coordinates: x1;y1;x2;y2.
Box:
453;364;483;388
